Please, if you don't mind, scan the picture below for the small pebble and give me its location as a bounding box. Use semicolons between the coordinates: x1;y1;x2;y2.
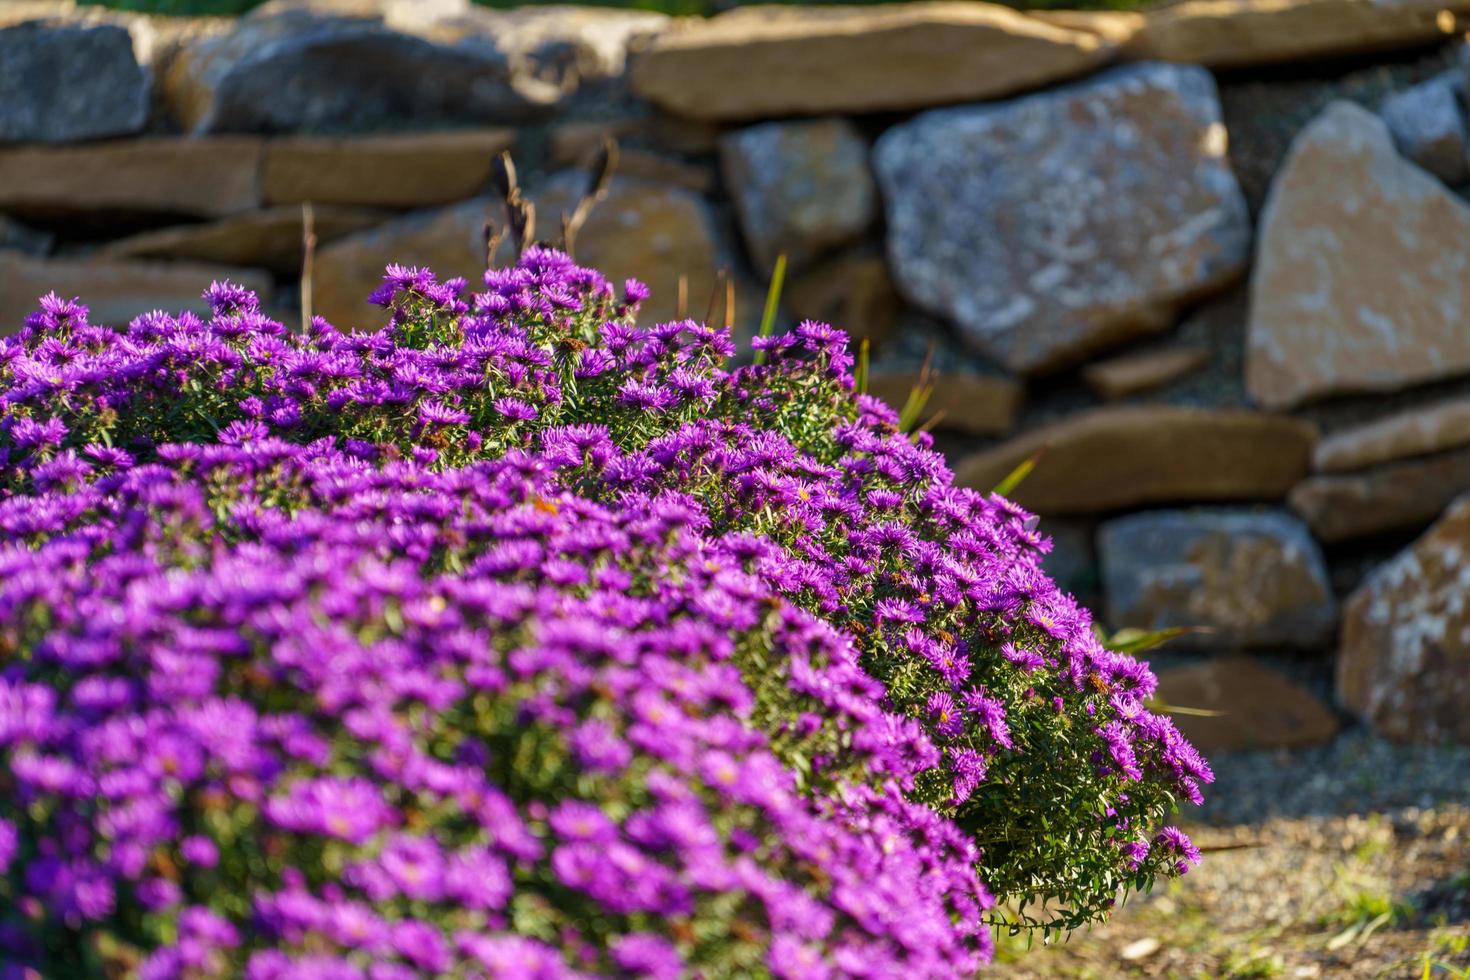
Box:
1119;937;1161;961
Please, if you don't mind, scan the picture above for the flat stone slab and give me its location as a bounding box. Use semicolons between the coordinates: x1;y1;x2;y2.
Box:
954;406;1316;513
1339;494;1470;744
97;206;386;276
0;138;263;219
1289;445;1470;542
0;254;272;333
629;2;1114;121
1099;508;1336;649
0;19;150;142
865;370;1022;436
262;129;516;208
1155;658;1339;753
1082;346;1210;400
1247;101;1470;409
876;62;1250;374
1127;0;1470;69
1314;396;1470;473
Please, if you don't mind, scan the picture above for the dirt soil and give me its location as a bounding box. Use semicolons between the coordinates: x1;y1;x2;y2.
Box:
998;731;1470;979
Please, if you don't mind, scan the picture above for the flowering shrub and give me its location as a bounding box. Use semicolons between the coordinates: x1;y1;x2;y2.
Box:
0;249;1209;973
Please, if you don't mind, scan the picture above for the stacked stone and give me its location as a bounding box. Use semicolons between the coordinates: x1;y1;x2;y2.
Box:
5;0;1470;752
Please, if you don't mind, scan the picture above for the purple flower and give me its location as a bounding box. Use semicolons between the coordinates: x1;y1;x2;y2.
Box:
264;777;397;845
1151;826;1201;875
927;692;963;739
492;397;538;421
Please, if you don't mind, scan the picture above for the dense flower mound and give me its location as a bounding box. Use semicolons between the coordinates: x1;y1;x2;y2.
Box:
0;440;988;976
0;248;1210;971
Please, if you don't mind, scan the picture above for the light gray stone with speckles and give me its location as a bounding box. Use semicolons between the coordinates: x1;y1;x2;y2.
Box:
1099;509;1336;650
721;117;877;275
1248;100;1470;409
874;62;1250;375
1339;494;1470;744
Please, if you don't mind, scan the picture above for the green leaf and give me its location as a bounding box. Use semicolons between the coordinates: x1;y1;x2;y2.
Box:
1105;625;1211;654
752;253;787;366
896;382;934;434
991;451;1042;497
855;338;870;395
1148;699;1227;718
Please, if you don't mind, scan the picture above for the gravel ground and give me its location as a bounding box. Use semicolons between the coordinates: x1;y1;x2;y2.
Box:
997;730;1470;978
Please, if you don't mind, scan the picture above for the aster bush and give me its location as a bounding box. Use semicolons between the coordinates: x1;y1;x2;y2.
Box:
0;248;1208;975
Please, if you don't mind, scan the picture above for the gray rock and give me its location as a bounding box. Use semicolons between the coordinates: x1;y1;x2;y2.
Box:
1099;509;1336;650
720;117;877;275
0;20;150;143
162;6;562;135
0;215;53;256
1040;518;1100;607
1378;73;1468;185
874;62;1250;375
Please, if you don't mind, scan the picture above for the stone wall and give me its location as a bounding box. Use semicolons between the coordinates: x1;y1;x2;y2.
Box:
6;0;1470;752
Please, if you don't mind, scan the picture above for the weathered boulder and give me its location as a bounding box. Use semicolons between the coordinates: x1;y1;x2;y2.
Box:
629;2;1114;121
954;406;1315;513
97;206;385;275
262;130;516;208
1247;101;1470;409
312;199;487;330
1289;446;1470;542
720;118;877;275
0;254;271;332
0;138;262;218
1154;658;1339;753
1082;346;1210;400
162;6;561;134
785;252;900;350
876;62;1250;374
1339;495;1470;743
1127;0;1470;69
0;19;150;143
1314;397;1470;473
529;174;729;332
1099;509;1336;649
1379;73;1468;185
314;175;726;331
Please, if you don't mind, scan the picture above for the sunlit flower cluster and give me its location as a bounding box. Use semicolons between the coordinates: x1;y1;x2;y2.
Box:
0;247;1208;973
